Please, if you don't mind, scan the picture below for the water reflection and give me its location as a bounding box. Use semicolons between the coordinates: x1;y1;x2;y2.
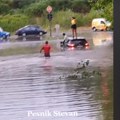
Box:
0;31;113;120
0;53;113;120
15;35;42;41
100;69;113;120
92;32;113;46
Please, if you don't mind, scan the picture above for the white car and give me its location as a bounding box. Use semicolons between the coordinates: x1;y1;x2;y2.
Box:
92;18;111;31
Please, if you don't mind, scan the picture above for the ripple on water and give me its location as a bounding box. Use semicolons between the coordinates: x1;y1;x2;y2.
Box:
0;54;109;120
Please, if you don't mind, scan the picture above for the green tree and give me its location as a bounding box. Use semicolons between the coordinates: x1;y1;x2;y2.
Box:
8;0;36;9
88;0;113;27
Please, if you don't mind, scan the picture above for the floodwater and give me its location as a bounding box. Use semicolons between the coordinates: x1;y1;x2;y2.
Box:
0;31;113;120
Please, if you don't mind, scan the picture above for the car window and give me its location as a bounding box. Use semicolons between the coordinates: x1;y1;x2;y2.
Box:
30;27;36;31
101;21;105;24
24;27;30;31
34;26;40;29
71;39;85;43
72;40;80;44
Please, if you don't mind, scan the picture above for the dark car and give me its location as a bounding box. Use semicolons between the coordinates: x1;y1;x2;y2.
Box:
60;37;89;50
15;25;47;36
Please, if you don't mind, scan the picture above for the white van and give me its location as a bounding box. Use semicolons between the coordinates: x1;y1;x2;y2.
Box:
91;18;111;31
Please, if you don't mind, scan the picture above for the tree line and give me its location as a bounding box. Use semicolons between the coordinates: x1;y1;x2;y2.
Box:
0;0;113;16
0;0;113;32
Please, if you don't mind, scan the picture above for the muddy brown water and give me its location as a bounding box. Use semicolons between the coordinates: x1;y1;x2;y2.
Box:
0;31;113;120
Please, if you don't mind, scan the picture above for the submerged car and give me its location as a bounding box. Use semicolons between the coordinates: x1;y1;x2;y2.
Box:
15;25;47;36
0;27;10;39
60;37;89;50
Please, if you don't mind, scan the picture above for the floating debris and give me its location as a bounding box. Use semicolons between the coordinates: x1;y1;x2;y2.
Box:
58;59;102;81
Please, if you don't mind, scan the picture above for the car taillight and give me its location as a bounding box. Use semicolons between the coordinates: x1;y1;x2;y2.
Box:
68;47;75;50
85;46;89;49
85;43;89;46
85;42;89;49
68;43;75;47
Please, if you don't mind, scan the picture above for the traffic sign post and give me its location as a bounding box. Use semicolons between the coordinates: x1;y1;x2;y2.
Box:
47;13;52;21
46;5;52;13
46;6;53;37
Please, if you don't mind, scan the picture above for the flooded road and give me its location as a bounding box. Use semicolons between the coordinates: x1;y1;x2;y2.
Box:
0;31;113;120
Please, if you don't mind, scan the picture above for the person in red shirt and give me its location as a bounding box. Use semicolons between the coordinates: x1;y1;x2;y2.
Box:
40;41;51;57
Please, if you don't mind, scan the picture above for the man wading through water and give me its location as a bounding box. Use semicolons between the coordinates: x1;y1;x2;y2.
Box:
40;41;51;57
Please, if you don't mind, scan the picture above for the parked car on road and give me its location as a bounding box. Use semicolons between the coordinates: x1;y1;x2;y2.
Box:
15;25;47;36
0;27;10;39
91;18;111;31
60;37;89;50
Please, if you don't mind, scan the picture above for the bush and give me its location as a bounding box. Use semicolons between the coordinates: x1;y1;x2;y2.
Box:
0;3;11;14
46;10;103;29
0;14;29;32
24;2;48;16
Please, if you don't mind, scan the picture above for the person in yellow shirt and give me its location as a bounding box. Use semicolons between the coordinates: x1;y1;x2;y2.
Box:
71;17;77;39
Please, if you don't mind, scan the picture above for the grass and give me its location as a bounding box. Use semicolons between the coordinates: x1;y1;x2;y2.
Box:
38;10;99;30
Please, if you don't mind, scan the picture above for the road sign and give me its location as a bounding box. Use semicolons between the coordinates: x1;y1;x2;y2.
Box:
46;5;52;13
46;6;53;37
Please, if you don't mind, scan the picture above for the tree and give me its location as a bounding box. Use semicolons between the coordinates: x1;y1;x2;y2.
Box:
88;0;113;28
10;0;36;9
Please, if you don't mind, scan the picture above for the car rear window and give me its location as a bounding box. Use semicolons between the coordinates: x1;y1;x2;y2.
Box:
70;39;86;43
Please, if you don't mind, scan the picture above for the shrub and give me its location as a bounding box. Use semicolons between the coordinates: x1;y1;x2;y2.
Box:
0;14;29;32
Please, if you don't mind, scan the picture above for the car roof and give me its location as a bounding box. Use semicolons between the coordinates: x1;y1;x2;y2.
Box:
68;37;86;40
18;25;41;31
92;18;106;22
24;25;40;28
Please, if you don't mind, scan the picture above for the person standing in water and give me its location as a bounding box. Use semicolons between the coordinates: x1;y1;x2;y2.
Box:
40;41;51;57
63;33;68;41
71;17;77;39
62;33;68;48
